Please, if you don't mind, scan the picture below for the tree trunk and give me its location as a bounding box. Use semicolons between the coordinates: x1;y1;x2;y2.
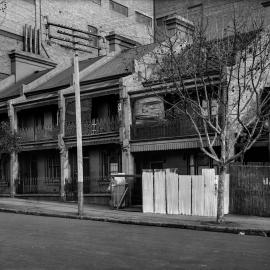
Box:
216;165;227;223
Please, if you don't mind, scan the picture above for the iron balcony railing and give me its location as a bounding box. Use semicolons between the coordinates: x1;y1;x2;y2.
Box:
65;116;119;137
0;178;10;194
65;176;111;198
130;118;204;141
18;125;60;142
16;177;60;194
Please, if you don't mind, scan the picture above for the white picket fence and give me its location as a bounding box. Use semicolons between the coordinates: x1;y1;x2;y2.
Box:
142;169;229;216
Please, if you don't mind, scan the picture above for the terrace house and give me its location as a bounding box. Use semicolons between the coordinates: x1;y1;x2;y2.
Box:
0;0;154;203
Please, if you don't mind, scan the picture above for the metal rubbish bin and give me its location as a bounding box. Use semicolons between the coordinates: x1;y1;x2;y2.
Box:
109;174;127;209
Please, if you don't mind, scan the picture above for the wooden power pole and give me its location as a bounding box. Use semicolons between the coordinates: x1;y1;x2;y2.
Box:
73;53;84;216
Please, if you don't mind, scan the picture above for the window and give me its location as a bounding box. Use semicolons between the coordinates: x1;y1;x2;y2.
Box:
202;99;218;117
45;156;60;179
187;3;203;23
109;0;128;17
88;25;98;48
90;0;101;5
156;16;168;27
100;150;121;179
196;152;210;175
135;11;152;27
262;1;270;7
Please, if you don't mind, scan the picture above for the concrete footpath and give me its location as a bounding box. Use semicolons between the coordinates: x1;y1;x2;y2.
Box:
0;198;269;237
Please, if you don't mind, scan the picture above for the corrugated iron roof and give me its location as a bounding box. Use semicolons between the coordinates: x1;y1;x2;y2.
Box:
130;137;220;152
31;56;104;94
81;43;156;83
27;44;156;94
0;69;51;101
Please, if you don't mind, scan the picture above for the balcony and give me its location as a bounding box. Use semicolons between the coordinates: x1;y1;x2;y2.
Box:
131;118;202;141
65;116;119;137
18;125;60;143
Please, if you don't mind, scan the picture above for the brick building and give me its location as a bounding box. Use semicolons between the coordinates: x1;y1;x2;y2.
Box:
0;0;154;204
0;1;269;211
154;0;270;37
0;0;154;77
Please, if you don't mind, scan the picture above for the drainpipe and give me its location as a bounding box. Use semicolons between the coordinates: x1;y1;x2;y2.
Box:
153;0;156;42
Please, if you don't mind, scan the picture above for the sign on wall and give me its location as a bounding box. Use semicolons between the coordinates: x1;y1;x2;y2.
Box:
134;97;165;124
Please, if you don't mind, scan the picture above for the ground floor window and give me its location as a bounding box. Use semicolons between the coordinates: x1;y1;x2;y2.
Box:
45;155;60;179
100;150;121;178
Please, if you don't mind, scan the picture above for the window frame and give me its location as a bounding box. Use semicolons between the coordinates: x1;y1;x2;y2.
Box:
135;11;152;27
109;0;128;17
88;25;98;48
45;155;60;180
89;0;101;5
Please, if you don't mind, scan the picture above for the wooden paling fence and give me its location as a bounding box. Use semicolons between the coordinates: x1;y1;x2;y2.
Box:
142;169;229;216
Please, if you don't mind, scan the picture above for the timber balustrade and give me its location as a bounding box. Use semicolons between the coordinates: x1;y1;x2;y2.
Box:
131;118;204;141
18;125;60;142
65;116;119;137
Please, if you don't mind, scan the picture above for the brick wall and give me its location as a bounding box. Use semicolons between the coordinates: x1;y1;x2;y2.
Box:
0;0;154;75
0;35;22;76
155;0;270;35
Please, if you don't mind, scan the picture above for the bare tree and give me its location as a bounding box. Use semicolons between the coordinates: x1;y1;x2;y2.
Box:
135;8;270;223
0;0;7;26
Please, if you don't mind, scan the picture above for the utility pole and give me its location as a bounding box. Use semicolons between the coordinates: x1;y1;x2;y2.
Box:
73;53;83;216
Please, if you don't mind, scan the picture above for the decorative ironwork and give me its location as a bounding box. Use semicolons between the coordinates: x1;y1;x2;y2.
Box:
0;178;9;187
65;176;110;200
65;116;119;137
0;177;9;196
16;177;60;194
18;125;60;142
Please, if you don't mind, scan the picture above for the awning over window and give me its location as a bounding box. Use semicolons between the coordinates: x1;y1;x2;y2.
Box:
130;137;220;152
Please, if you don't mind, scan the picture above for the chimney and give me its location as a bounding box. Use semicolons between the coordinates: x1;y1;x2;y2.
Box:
105;31;140;53
155;14;194;41
165;14;194;37
9;50;56;82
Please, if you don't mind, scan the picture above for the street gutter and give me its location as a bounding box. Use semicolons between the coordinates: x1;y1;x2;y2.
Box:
0;207;269;237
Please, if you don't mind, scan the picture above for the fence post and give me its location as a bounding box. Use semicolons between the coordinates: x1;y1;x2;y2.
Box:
142;169;154;213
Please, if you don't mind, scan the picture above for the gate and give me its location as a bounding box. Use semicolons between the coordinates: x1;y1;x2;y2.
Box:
230;165;270;216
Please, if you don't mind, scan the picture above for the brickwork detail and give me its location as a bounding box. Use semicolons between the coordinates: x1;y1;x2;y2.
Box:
0;0;154;75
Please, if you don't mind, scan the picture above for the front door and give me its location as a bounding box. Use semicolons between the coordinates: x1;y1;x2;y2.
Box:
19;154;38;194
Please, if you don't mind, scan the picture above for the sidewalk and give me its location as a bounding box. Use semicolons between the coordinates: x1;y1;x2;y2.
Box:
0;197;269;237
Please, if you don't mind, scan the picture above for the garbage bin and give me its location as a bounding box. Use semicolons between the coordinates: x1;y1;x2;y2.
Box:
109;174;127;208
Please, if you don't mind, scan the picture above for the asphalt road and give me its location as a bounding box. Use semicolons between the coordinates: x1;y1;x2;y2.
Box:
0;212;269;270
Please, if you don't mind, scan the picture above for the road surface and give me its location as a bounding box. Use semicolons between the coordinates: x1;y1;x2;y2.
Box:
0;212;269;269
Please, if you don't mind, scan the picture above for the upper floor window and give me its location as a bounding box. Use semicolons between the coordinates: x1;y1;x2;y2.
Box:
88;25;98;48
109;0;128;17
187;3;203;23
261;1;270;7
135;11;152;27
90;0;101;5
156;15;168;27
